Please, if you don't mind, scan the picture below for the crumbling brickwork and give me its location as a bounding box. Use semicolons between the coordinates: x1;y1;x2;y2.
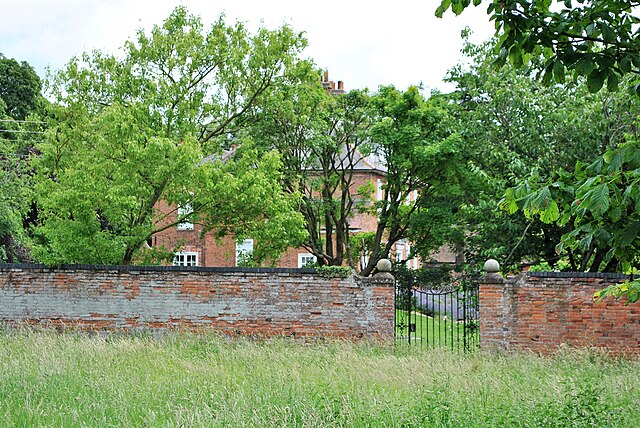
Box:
0;264;394;339
479;272;640;356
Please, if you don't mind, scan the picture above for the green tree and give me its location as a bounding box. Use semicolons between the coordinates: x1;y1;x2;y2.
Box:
0;54;47;262
246;66;374;269
437;0;640;92
501;136;640;300
0;54;45;120
444;40;638;270
361;85;475;276
33;6;307;265
250;77;474;274
439;1;640;302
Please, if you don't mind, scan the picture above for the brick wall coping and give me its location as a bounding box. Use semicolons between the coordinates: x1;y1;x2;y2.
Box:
526;271;629;280
0;263;317;275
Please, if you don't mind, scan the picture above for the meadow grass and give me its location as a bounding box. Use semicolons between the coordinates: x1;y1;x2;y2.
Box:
0;330;638;427
395;310;470;349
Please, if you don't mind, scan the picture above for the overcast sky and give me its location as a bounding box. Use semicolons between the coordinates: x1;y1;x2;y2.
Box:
1;0;494;93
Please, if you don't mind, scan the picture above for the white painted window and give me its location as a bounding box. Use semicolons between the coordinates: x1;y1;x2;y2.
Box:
298;253;317;268
376;179;383;201
177;203;194;230
360;254;370;271
396;243;405;263
235;239;254;266
173;251;198;266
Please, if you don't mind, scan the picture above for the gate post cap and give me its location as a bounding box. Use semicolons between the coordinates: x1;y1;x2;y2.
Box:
484;259;500;273
376;258;392;272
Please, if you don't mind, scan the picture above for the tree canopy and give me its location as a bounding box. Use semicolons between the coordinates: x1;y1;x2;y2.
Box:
0;53;46;262
0;54;45;120
33;6;307;265
363;85;475;275
437;0;640;92
437;1;640;301
445;39;638;270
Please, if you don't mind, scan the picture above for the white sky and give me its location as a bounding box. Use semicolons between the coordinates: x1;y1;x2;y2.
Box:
0;0;494;93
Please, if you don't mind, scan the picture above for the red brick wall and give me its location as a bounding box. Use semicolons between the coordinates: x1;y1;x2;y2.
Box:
0;265;394;339
479;272;640;355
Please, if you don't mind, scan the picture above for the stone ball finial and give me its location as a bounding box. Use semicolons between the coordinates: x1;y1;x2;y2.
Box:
376;258;392;272
484;259;500;273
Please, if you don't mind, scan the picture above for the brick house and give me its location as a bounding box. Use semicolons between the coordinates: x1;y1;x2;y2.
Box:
152;72;459;269
152;153;404;269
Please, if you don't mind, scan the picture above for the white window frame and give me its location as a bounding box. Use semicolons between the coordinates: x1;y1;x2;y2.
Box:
360;254;370;271
177;203;194;230
173;251;198;267
298;253;317;268
396;243;405;263
235;239;254;266
376;179;383;201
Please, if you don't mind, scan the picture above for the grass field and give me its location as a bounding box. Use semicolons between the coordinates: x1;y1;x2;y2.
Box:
0;330;639;427
395;310;472;350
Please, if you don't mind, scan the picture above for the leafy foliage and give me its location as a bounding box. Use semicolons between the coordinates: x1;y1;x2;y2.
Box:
362;86;476;275
315;265;353;278
438;1;640;303
246;68;374;269
437;0;640;92
0;53;47;262
0;53;45;120
501;136;640;300
33;7;307;265
445;39;638;271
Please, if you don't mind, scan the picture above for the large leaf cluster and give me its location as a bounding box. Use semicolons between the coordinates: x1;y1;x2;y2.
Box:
438;0;640;92
501;137;640;273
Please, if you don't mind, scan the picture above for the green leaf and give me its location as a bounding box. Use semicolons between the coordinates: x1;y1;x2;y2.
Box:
586;156;604;174
540;200;560;223
587;183;610;217
609;206;622;222
499;188;519;214
435;0;451;18
578;233;593;252
620;55;633;73
451;0;465;15
600;23;616;43
553;60;565;83
607;72;620;92
509;48;523;68
587;69;606;93
604;150;622;172
620;222;640;247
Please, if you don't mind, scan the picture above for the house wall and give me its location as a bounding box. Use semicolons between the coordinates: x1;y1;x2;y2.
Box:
152;168;457;269
479;271;640;356
0;264;394;338
152;170;386;268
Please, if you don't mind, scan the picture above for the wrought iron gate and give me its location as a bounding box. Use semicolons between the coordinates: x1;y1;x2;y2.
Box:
394;267;479;352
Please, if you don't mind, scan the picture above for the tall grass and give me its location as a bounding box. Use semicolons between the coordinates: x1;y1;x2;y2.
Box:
0;330;638;427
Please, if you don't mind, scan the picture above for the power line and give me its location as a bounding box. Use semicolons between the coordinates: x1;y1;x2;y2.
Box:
0;119;47;124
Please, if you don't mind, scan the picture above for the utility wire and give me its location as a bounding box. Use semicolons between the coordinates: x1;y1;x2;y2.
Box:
0;129;45;134
0;119;47;124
